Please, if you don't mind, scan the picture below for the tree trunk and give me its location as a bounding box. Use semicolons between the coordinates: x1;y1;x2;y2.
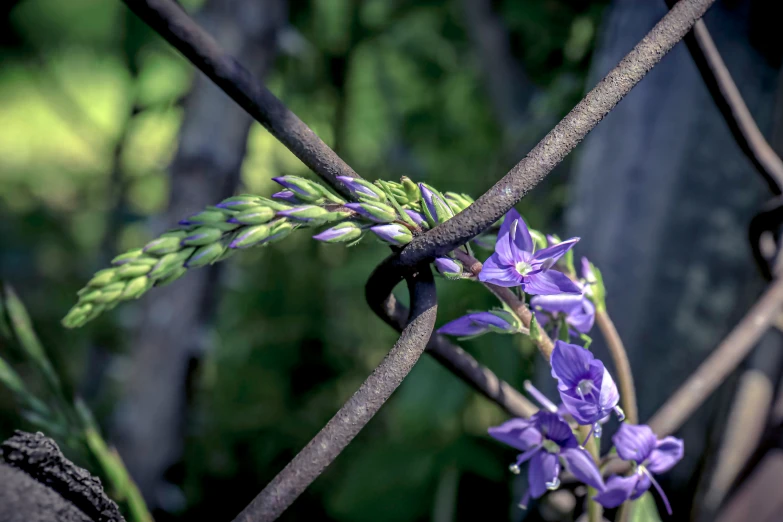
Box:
562;0;781;513
111;0;285;507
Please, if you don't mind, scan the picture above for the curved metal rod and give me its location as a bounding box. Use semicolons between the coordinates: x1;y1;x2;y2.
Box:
120;0;362;200
365;255;538;419
232;266;437;522
396;0;717;267
664;0;783;195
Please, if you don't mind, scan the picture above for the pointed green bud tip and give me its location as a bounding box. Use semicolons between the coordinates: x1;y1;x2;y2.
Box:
216;195;263;211
87;268;118;288
444;192;474;213
181;226;223;246
185;243;226;268
264;221;296;245
276;205;331;223
111;249;143;266
156;267;187;287
121;276;151;300
401;177;420;203
344;202;397;223
116;263;152;278
143;236;183;255
230;224;271;249
337;176;386;202
272;176;324;202
419;183;454;226
313;222;363;243
179;209;229;227
229;206;276;225
529;315;543;343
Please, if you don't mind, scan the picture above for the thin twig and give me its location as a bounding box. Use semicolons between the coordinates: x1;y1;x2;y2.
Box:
648;277;783;437
120;0;361;200
595;310;638;425
397;0;717;267
599;278;783;480
664;0;783;195
366;255;538;419
231;267;437;522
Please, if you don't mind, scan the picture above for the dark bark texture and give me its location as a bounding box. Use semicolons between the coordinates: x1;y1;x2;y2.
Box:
112;0;285;506
562;0;782;509
0;431;123;522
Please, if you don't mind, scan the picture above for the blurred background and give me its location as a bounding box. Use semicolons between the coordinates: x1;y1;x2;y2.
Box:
1;0;783;521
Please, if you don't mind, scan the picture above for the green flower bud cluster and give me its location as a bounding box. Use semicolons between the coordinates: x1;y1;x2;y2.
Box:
64;174;485;328
62;184;348;328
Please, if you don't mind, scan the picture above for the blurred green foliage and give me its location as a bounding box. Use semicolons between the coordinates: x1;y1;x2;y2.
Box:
0;0;606;519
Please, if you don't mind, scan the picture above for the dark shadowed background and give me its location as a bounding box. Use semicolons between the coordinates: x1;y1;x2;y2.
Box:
1;0;782;521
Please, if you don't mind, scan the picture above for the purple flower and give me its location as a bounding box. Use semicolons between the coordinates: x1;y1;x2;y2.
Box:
478;209;581;295
594;424;684;514
489;412;604;508
550;341;621;430
438;311;517;338
531;291;595;335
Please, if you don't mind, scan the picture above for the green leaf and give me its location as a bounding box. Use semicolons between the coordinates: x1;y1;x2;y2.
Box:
628;492;663;522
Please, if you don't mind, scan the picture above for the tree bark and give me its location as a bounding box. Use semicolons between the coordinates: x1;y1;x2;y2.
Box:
112;0;285;507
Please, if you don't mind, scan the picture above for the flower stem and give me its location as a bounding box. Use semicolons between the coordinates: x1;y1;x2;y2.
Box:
453;250;555;359
579;425;603;522
595;310;638;425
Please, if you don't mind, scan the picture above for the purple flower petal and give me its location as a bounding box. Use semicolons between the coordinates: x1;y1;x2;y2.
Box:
533;411;578;448
434;257;461;276
532;237;579;264
631;471;652;500
531;293;585;315
405;209;427;226
438;312;514;336
528;451;559;499
550;341;596;388
561;447;605;491
598;367;620;415
478;255;522;287
496;209;534;263
488;418;542;452
647;436;684;474
523;270;582;295
593;475;638;508
613;423;657;464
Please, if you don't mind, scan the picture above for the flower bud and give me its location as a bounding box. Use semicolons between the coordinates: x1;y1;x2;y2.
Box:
216;195;263;211
181;227;223;246
229;206;276;225
185;243;227;268
313;222;363;243
434;257;463;278
277;205;332;223
444;192;474;214
263;221;296;245
345;202;397;223
230;224;271;249
370;224;413;246
143;236;182;255
419;183;454;226
404;209;427;227
86;268;118;288
156;267;187;287
337;176;386;202
117;263;152;278
272;176;324;202
111;249;143;266
148;248;195;278
179;209;228;227
121;276;151;300
401;177;420;203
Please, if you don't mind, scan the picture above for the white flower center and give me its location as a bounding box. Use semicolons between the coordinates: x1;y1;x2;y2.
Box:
577;379;594;399
515;261;532;276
